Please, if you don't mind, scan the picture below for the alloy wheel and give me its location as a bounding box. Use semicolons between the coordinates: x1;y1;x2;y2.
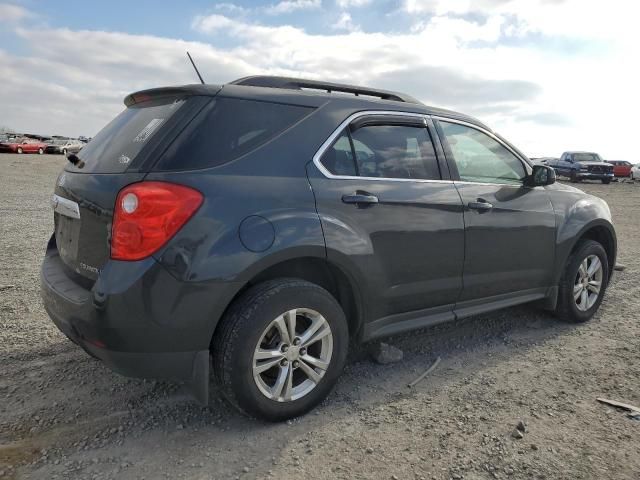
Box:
252;308;333;402
573;254;603;311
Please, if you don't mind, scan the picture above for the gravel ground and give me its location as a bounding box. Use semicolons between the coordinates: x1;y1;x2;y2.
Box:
1;153;638;480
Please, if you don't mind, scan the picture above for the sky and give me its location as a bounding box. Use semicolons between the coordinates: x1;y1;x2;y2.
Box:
0;0;638;159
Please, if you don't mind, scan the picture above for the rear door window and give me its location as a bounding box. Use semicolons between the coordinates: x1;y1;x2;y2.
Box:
154;97;313;171
350;124;440;180
66;97;186;173
319;131;357;176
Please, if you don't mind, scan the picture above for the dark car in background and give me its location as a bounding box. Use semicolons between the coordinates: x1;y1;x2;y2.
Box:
606;160;633;178
41;77;617;421
547;151;614;183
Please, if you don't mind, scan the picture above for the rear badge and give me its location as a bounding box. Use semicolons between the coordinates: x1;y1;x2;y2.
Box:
79;262;100;275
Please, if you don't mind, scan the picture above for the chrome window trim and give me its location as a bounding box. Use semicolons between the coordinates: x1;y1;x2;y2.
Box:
311;110;452;184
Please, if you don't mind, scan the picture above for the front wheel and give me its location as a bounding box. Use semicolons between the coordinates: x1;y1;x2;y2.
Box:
602;178;611;184
212;279;349;421
570;170;579;183
62;148;67;156
38;148;44;155
17;147;23;154
554;240;608;323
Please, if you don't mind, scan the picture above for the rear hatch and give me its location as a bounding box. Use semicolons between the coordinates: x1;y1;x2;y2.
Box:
52;90;213;283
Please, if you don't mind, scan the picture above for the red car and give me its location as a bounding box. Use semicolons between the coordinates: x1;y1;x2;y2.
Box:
0;138;48;154
606;160;633;177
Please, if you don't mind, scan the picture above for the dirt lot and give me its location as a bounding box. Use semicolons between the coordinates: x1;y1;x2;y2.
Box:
1;153;638;480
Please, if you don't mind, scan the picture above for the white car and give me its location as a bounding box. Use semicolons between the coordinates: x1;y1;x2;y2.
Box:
631;163;640;180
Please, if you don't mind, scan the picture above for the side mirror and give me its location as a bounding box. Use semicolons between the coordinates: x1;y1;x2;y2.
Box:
526;165;556;187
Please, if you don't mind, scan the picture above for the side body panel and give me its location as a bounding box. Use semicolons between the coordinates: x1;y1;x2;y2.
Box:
306;164;465;325
452;182;557;301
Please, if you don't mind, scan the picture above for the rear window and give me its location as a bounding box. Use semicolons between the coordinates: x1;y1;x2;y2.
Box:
66;97;186;173
154;97;313;171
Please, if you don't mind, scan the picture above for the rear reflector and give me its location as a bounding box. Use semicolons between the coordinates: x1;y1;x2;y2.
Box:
111;182;203;261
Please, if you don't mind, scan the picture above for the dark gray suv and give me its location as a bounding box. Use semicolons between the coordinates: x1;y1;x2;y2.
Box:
41;76;616;421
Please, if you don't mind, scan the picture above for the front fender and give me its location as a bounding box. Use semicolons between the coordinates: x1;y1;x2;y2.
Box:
548;185;616;284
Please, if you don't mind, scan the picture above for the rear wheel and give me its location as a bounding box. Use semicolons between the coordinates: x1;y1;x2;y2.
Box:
17;147;23;154
554;240;608;323
38;148;44;155
602;178;611;184
212;278;349;421
62;148;67;156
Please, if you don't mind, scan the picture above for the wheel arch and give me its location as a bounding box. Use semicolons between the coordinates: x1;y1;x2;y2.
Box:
209;255;364;350
558;220;617;283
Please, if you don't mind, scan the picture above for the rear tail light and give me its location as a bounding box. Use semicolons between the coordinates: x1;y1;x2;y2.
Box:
111;181;203;261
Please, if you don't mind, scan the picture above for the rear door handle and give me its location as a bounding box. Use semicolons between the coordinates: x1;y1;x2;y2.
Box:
468;199;493;211
342;193;379;205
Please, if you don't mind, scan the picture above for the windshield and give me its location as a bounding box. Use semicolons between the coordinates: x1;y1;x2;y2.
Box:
573;153;600;162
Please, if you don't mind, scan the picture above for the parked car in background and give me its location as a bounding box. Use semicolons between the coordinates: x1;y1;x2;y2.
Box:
0;138;48;154
605;160;633;178
46;139;85;156
42;76;617;421
547;152;614;183
65;142;85;155
630;163;640;180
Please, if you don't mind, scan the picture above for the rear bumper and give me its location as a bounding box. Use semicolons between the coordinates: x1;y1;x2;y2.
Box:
41;248;242;403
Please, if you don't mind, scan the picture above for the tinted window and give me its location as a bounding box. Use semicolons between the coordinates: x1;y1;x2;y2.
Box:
67;97;186;173
440;121;525;185
319;131;357;176
350;125;440;180
573;153;600;162
155;97;313;171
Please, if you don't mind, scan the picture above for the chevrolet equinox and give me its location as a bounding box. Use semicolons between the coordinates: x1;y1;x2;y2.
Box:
41;76;617;421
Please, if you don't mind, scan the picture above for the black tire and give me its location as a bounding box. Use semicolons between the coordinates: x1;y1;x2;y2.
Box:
17;147;23;154
601;178;611;184
569;170;579;183
554;239;609;323
62;148;67;156
212;278;349;421
38;148;44;155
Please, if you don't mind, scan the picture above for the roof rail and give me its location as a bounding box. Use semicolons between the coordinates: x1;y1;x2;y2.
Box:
229;76;421;104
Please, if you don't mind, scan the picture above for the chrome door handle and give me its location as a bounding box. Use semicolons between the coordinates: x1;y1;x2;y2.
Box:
342;193;379;205
468;200;493;211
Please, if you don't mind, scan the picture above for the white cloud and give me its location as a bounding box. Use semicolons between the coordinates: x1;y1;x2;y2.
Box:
0;3;32;22
336;0;372;8
264;0;322;15
333;12;359;32
0;2;638;159
191;14;236;33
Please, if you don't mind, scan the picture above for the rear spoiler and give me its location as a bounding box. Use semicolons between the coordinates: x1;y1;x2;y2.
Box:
124;84;222;107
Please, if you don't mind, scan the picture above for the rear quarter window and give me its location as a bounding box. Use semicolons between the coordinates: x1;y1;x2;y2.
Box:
66;97;186;174
153;97;313;171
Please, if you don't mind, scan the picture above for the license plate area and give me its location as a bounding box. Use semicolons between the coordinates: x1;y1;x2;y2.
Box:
55;213;81;263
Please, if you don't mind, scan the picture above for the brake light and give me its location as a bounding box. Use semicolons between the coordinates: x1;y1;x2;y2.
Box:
111;182;203;261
